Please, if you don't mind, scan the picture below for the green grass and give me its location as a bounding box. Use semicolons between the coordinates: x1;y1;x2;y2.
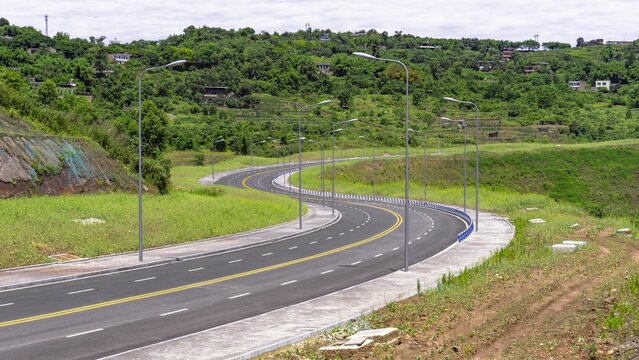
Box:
293;140;639;220
0;187;300;269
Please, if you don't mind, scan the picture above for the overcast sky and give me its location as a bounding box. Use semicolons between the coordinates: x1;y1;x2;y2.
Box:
2;0;638;45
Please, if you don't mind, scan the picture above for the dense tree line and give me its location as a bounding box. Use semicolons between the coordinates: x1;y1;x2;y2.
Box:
1;17;638;190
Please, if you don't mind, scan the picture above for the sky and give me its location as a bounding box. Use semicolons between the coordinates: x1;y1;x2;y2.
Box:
2;0;638;45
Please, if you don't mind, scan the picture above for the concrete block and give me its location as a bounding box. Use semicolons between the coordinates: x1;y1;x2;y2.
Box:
351;327;399;342
562;240;587;248
319;338;374;357
529;218;546;224
552;243;577;253
319;328;399;357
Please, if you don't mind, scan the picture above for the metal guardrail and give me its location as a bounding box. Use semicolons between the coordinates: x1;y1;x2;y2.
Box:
272;169;474;242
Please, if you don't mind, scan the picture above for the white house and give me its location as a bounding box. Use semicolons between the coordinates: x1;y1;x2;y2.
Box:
107;53;131;65
595;80;611;90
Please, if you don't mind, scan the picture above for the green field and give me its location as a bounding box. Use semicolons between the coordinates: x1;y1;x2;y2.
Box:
0;186;300;269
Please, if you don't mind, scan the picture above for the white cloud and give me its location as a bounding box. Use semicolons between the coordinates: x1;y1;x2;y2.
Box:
1;0;637;45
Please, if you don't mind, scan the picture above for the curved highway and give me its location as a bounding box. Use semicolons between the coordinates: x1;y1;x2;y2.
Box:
0;164;466;359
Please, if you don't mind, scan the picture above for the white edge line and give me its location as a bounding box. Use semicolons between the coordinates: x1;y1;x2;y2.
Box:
160;308;189;317
66;328;104;338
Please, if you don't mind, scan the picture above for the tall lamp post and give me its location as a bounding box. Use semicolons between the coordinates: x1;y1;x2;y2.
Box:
408;128;427;201
297;100;331;229
326;118;358;215
441;116;468;212
250;140;267;170
211;137;225;183
137;59;186;262
444;97;479;231
354;52;410;271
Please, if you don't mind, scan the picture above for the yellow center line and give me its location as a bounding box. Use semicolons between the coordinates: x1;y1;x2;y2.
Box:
0;176;402;328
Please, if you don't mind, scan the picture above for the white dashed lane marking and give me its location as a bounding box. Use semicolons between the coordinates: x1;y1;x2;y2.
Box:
160;308;188;317
320;270;334;275
67;288;94;295
280;280;298;286
66;328;103;338
309;241;317;245
134;277;156;283
229;293;250;299
0;303;14;307
288;246;298;250
261;252;274;256
392;247;399;251
351;261;362;265
374;253;383;258
228;259;242;264
188;267;203;272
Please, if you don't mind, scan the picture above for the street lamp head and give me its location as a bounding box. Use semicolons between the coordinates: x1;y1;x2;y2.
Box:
353;52;377;60
358;135;366;139
443;96;459;103
316;100;331;106
259;140;266;144
440;116;453;121
333;128;343;133
215;138;225;143
165;60;187;68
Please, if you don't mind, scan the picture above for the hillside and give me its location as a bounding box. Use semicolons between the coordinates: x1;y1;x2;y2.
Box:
0;114;135;197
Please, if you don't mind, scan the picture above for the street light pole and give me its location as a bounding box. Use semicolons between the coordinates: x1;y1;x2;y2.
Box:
441;116;468;212
211;137;224;183
354;52;411;272
320;140;325;206
322;118;357;216
137;59;186;262
444;97;480;231
297;100;331;229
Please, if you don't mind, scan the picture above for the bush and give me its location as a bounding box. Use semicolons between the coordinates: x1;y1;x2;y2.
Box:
142;157;172;194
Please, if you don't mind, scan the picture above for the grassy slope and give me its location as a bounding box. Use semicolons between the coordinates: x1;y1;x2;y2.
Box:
265;140;639;359
0;157;307;269
293;139;639;220
0;187;299;269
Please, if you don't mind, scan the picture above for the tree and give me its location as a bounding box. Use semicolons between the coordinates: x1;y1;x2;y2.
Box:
0;18;9;27
140;100;169;158
37;79;58;105
576;37;585;47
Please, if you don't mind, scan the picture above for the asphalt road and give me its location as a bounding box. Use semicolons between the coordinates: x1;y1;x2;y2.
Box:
0;165;466;359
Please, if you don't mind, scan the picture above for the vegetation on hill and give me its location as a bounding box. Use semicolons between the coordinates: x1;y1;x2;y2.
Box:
1;17;638;192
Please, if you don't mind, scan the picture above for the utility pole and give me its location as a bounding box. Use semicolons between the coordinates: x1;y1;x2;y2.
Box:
44;15;48;37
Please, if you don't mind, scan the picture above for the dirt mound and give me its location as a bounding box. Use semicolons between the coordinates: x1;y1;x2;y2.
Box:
0;134;136;197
